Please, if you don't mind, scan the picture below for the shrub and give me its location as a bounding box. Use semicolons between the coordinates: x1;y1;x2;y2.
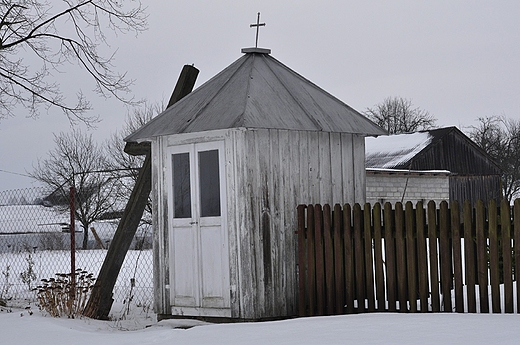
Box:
35;269;95;318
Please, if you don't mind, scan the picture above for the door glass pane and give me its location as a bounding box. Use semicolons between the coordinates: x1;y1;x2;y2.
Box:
199;150;221;217
172;153;191;218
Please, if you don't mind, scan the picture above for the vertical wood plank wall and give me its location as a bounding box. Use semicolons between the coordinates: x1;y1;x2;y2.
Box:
297;199;520;316
232;129;366;319
154;128;367;320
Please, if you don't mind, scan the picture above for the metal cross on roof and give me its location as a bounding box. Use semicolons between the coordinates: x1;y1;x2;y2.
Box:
250;12;265;48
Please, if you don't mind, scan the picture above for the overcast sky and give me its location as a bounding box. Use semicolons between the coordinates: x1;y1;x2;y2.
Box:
1;0;519;192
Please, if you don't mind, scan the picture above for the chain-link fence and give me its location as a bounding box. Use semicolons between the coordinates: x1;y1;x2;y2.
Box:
0;187;153;311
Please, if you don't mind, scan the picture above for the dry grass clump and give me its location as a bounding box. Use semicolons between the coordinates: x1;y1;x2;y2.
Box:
35;269;95;318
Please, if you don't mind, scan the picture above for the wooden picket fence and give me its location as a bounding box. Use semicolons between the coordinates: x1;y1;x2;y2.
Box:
297;199;520;316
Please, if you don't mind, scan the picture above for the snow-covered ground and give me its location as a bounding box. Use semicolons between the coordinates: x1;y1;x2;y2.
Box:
2;306;520;344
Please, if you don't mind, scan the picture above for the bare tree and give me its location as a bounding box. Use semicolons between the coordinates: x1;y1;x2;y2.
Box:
364;96;437;134
106;101;162;224
30;129;120;249
0;0;147;125
468;116;520;203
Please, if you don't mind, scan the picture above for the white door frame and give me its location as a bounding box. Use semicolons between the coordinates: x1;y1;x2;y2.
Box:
166;140;231;317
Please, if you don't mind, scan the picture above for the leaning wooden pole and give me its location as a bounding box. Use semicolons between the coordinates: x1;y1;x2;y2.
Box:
83;65;199;319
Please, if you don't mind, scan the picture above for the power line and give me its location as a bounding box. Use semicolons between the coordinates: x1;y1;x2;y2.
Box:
0;169;33;178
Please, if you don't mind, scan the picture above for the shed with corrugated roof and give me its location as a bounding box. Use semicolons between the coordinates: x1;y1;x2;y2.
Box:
126;47;385;320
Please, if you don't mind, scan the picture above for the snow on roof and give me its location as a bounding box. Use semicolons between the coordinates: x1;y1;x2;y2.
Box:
365;132;432;169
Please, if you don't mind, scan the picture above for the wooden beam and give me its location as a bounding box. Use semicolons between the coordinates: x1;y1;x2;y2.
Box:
83;65;199;319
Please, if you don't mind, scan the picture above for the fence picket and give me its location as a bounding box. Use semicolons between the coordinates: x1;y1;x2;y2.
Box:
451;201;464;313
395;202;407;312
306;205;316;316
333;204;345;314
476;200;490;313
463;200;477;313
501;199;513;313
343;204;355;314
384;202;397;312
353;204;365;313
515;199;520;313
405;201;417;312
314;204;325;315
363;203;376;312
415;201;429;312
439;201;452;312
489;200;501;313
427;201;440;312
373;203;385;311
323;204;335;315
297;204;307;316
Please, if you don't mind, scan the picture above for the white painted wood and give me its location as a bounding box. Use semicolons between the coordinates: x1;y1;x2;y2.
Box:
319;131;332;204
165;141;230;316
353;134;367;204
330;132;343;203
225;129;240;318
308;131;320;204
342;133;355;205
154;127;368;319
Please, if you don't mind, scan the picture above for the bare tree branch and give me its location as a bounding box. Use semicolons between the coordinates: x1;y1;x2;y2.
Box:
468;115;520;203
30;129;121;249
0;0;147;125
364;96;437;134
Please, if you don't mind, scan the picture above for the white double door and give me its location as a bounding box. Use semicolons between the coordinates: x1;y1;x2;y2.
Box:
167;141;230;316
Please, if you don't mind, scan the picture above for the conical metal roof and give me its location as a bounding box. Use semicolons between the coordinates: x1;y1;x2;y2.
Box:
125;48;385;143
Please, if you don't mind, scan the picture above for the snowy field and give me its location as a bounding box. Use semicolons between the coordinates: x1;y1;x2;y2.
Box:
0;249;153;309
0;203;153;306
2;307;520;344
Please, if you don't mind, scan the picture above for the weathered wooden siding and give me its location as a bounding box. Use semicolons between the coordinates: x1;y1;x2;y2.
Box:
230;128;366;319
449;175;502;206
152;136;169;315
409;129;501;175
153;128;368;320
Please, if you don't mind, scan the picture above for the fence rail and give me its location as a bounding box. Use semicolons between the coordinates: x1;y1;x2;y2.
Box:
297;199;520;316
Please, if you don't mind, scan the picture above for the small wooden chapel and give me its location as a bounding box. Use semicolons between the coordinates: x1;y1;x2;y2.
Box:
125;43;385;320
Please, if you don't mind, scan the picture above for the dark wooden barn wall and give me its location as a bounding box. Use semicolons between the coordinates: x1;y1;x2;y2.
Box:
409;130;501;176
449;175;502;206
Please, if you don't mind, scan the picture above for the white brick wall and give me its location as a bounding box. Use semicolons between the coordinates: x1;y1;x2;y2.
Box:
366;172;450;206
